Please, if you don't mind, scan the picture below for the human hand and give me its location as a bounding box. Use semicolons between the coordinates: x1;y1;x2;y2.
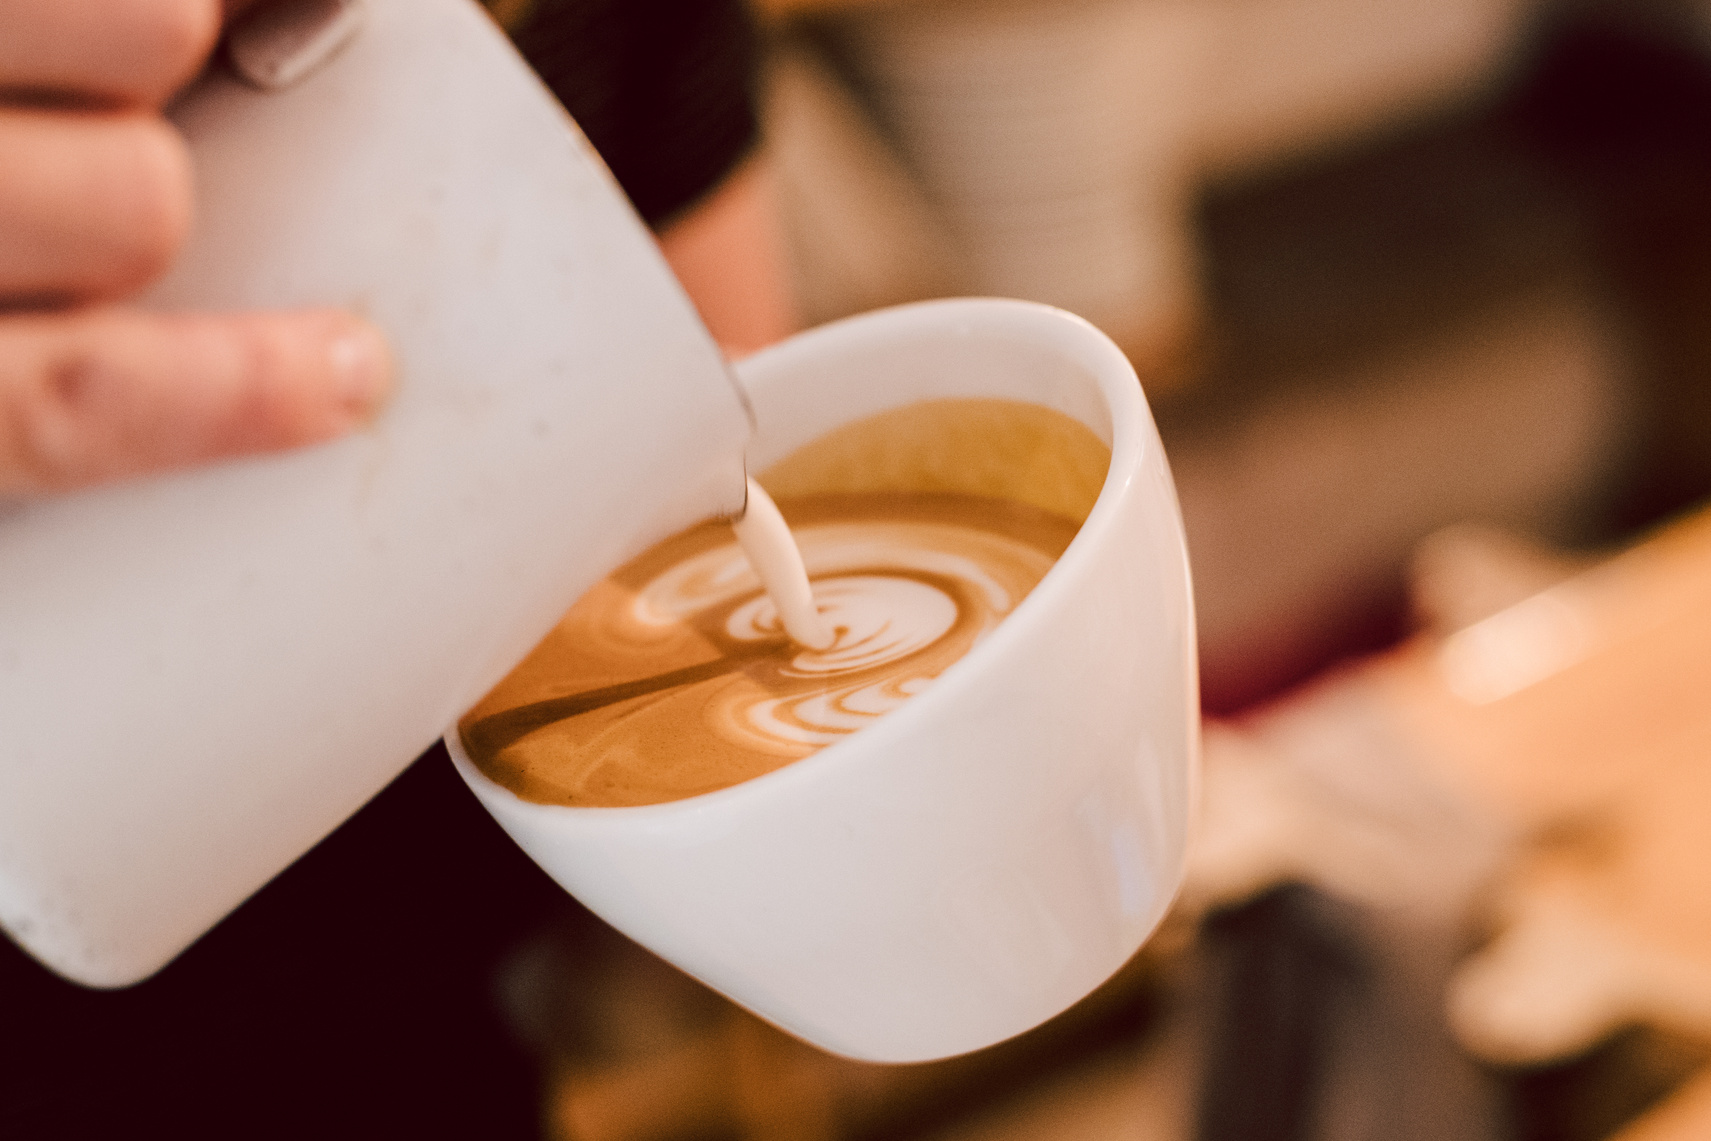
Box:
0;0;391;496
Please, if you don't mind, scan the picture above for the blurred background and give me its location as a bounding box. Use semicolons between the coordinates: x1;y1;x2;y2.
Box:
9;0;1711;1137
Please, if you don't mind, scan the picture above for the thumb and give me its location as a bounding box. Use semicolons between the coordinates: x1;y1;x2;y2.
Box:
0;306;391;496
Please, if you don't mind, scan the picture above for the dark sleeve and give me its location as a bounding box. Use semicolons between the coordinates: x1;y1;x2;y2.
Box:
505;0;762;229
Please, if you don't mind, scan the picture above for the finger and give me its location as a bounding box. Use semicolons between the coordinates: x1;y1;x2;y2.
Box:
0;0;220;108
0;307;391;495
0;108;192;304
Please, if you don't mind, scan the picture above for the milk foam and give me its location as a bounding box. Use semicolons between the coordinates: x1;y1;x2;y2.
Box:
734;575;958;676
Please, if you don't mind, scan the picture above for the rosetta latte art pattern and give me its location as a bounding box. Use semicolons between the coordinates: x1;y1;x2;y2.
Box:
462;494;1078;807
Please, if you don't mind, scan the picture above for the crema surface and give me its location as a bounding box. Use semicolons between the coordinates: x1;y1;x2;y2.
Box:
461;492;1078;807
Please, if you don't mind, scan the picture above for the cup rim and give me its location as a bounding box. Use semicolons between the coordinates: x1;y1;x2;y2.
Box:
446;297;1150;820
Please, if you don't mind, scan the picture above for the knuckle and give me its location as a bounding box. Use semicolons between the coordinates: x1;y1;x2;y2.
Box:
230;319;335;446
1;348;118;492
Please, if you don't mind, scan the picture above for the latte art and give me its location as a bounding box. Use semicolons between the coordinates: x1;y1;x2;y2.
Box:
726;575;958;674
461;493;1079;808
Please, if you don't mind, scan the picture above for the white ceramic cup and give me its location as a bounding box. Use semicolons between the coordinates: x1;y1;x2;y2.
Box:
448;298;1198;1063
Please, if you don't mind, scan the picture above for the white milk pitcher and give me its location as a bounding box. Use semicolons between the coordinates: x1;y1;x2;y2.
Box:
0;0;751;987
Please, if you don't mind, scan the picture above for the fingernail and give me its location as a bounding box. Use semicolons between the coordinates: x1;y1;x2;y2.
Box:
328;322;391;422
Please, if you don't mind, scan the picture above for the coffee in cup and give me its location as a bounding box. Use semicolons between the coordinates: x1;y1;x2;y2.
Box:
459;397;1110;807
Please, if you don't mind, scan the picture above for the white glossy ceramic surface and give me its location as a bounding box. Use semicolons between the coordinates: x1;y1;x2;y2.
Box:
0;0;749;986
450;299;1197;1063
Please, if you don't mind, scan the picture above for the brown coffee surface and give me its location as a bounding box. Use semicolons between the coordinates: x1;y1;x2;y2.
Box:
460;399;1111;808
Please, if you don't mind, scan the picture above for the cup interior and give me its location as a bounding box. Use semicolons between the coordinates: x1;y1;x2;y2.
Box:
754;396;1110;527
452;298;1146;812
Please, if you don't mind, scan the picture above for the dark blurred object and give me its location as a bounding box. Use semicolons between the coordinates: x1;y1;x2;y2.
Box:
1195;883;1508;1141
1196;886;1368;1141
1505;0;1711;533
506;0;761;227
1512;1027;1711;1141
